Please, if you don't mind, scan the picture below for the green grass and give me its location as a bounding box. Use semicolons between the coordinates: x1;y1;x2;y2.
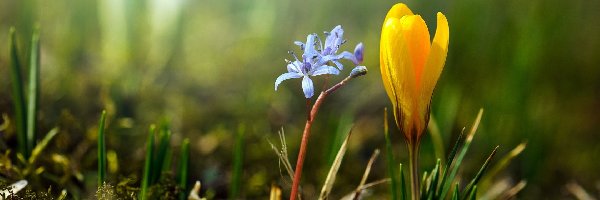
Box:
8;27;27;158
140;124;156;200
25;26;40;159
97;110;107;186
229;124;244;198
177;138;190;200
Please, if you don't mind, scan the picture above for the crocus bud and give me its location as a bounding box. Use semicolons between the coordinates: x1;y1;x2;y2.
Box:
380;3;449;145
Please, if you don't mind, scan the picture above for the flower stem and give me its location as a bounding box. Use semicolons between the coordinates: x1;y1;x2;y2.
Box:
290;75;353;200
408;143;420;200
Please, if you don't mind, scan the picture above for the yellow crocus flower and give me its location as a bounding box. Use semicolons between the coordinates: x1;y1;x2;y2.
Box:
380;3;449;145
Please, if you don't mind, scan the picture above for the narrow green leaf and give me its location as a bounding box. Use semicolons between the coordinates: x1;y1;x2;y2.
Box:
162;147;173;174
26;26;41;158
426;159;441;200
439;109;484;199
436;127;465;199
480;142;527;188
152;122;171;183
420;171;428;200
462;146;499;199
467;186;477;200
8;27;27;158
178;138;190;200
140;124;156;200
97;110;107;187
383;108;398;200
399;163;407;200
229;124;244;198
452;183;460;200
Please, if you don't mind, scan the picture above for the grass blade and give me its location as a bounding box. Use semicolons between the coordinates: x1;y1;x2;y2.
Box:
383;108;398;200
399;163;407;200
462;146;499;199
499;180;526;199
140;124;156;200
436;127;465;199
229;124;244;198
8;27;28;158
26;26;41;159
351;149;380;199
439;108;484;199
420;171;428;200
97;110;107;186
426;159;441;200
467;186;477;200
152;122;171;183
452;183;459;200
178;138;190;200
268;128;294;182
480;142;527;188
318;128;352;200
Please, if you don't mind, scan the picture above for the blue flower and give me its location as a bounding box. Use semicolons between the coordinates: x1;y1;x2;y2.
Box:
276;25;365;98
275;34;340;98
294;25;360;70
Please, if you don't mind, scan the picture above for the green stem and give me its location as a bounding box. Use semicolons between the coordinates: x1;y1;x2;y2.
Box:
408;143;420;200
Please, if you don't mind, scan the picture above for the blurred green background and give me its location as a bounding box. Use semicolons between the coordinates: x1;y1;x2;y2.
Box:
0;0;599;198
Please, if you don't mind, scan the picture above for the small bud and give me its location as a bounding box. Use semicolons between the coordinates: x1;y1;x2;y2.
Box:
350;66;367;78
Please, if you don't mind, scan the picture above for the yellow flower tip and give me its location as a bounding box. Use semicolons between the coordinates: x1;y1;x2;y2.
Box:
384;3;413;23
379;4;450;145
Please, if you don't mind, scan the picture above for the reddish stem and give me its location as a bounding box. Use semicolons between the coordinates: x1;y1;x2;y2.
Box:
290;75;353;200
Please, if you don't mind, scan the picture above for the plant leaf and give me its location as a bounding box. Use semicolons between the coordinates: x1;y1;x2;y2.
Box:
318;128;352;200
439;108;483;198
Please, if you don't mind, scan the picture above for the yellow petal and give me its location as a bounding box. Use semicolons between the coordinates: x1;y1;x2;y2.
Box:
380;3;413;108
380;17;417;139
420;12;449;116
384;3;413;23
397;15;432;137
400;15;431;91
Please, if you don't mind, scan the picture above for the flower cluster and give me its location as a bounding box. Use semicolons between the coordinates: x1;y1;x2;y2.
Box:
275;25;365;98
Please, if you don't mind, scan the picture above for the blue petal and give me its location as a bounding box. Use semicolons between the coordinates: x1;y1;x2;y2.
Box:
337;51;356;66
275;72;302;90
304;34;318;56
302;76;314;98
294;41;305;50
354;43;364;64
333;60;344;70
337;51;355;60
287;61;302;73
311;65;340;76
324;25;344;53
